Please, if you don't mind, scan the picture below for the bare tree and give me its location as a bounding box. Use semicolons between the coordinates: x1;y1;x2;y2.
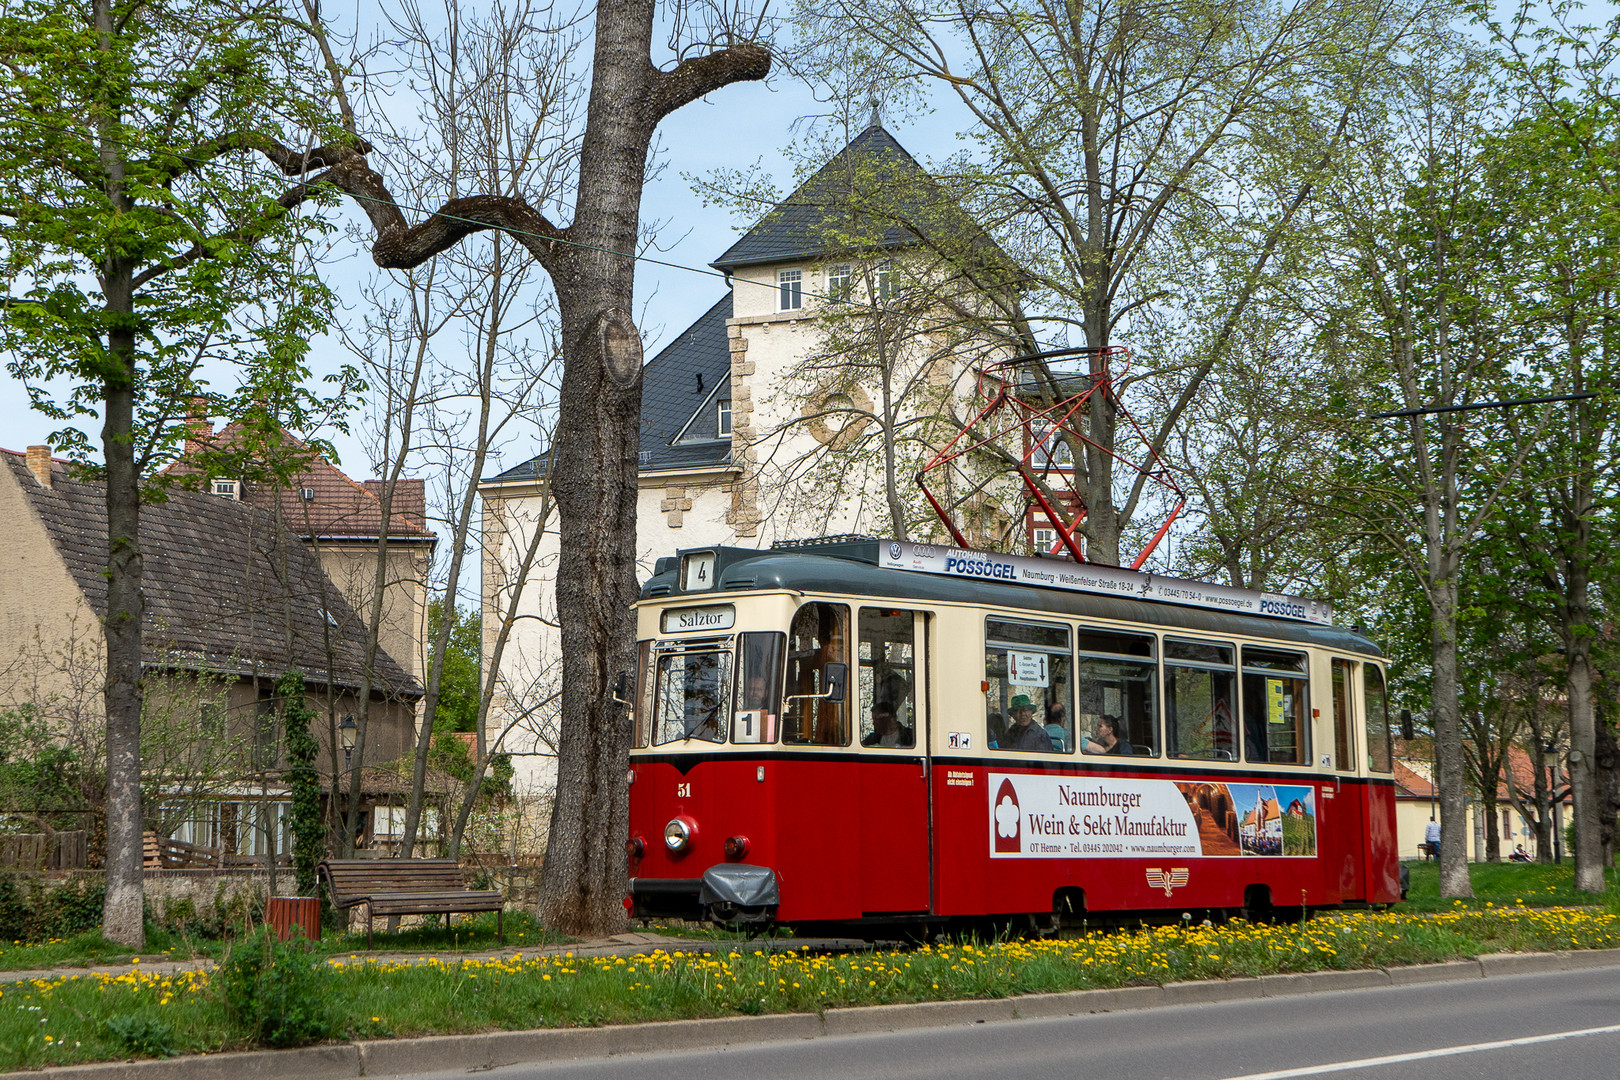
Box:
284;0;769;932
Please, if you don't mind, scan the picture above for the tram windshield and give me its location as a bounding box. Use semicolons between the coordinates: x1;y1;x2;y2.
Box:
649;638;731;745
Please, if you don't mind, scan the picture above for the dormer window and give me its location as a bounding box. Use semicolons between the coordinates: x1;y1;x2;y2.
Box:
717;399;733;437
778;269;803;312
211;479;238;500
827;264;853;303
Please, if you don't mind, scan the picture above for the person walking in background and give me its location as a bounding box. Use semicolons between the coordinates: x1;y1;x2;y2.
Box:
1424;817;1441;861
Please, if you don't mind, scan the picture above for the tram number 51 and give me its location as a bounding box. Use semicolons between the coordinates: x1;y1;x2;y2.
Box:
676;783;691;798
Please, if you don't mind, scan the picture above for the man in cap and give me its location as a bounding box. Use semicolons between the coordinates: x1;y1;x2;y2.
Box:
1003;694;1054;752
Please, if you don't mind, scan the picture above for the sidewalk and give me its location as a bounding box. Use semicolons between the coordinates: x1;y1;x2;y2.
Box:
0;931;871;986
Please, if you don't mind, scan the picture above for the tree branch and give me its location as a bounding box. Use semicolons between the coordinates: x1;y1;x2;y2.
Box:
644;42;770;124
150;131;369;182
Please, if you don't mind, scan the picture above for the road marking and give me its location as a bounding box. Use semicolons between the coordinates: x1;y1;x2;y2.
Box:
1215;1023;1620;1079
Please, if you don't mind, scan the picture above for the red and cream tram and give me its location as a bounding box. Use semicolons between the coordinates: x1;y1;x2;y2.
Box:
626;538;1401;932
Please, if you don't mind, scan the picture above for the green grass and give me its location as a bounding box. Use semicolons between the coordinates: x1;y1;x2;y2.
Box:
3;905;1619;1071
1398;860;1620;913
0;909;565;973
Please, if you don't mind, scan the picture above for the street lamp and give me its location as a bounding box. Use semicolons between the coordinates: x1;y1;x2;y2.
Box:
340;715;357;771
1542;740;1563;864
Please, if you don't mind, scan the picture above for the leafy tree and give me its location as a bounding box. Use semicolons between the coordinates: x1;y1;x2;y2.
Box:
1467;41;1620;886
796;0;1424;565
0;0;347;945
426;599;482;735
1320;45;1537;897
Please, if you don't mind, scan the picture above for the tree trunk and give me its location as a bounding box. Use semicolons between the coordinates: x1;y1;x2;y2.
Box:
1430;578;1474;897
94;0;144;950
1568;641;1604;890
534;0;658;937
1595;696;1618;867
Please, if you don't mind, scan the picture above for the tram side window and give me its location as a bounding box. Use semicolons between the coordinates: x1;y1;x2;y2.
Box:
1076;629;1158;756
1165;639;1237;761
985;618;1072;754
633;640;653;748
783;603;851;746
1363;664;1394;773
1331;659;1354;770
733;632;785;744
858;609;917;749
650;639;731;745
1241;647;1308;765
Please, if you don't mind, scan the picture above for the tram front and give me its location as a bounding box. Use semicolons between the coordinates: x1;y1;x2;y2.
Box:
626;548;849;928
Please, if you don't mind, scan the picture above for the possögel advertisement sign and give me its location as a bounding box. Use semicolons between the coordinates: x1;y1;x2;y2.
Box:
879;541;1331;625
988;774;1319;859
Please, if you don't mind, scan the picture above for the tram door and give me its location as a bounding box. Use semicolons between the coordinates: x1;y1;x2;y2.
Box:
1322;658;1365;902
855;608;932;915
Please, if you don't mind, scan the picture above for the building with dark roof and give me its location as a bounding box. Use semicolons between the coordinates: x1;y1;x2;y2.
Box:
0;446;423;855
165;416;438;691
477;122;1012;793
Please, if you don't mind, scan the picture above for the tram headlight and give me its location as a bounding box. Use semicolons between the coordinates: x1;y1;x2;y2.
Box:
664;817;693;854
723;835;750;860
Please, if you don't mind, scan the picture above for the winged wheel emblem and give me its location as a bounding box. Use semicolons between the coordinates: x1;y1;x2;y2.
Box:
1145;867;1190;896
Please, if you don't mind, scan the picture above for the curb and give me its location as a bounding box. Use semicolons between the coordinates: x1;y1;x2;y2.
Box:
32;948;1620;1079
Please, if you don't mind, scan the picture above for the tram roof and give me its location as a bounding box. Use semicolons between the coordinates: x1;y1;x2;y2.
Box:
644;539;1382;658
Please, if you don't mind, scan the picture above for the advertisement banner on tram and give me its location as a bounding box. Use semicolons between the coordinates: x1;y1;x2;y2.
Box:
989;774;1318;859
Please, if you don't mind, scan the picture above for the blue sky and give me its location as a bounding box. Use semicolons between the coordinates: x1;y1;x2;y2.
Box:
0;58;960;480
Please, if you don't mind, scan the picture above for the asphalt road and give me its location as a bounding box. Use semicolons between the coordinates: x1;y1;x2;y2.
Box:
394;966;1620;1080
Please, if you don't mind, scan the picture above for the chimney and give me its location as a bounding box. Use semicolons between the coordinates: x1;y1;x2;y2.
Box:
26;445;51;488
185;397;212;455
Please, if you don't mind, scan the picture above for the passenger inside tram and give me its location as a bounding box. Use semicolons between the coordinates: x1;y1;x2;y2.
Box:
1083;714;1132;755
1002;694;1055;752
860;700;914;748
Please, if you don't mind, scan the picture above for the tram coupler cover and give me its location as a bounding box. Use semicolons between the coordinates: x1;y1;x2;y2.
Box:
699;864;779;908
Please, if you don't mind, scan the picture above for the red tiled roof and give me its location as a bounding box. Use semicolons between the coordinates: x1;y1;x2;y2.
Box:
165;421;435;542
1394;759;1435;799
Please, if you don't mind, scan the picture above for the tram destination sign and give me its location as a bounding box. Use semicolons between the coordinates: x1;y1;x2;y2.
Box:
877;541;1331;625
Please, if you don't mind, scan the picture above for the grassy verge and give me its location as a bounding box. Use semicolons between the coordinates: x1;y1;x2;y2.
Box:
4;905;1619;1071
0;910;564;973
1399;860;1620;912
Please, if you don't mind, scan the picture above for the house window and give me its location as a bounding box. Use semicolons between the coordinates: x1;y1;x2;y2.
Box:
875;261;896;304
211;479;238;499
717;399;733;437
1031;423;1073;470
827;264;853;303
1032;527;1058;554
778;269;803;312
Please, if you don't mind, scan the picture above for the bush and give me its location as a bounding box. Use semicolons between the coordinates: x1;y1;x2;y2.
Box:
0;874;104;941
216;928;341;1048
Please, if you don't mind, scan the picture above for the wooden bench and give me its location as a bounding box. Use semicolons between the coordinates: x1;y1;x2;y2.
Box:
318;858;504;948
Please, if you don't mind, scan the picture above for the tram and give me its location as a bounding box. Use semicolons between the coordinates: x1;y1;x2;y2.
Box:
626;537;1401;933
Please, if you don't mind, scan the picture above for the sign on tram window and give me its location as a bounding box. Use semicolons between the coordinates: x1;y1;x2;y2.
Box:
1267;678;1287;725
1008;650;1050;687
661;604;735;634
